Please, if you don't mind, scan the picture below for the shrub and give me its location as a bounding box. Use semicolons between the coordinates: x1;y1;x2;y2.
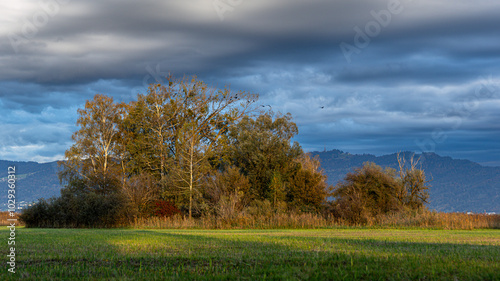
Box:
122;173;160;218
19;191;129;228
152;200;181;218
331;162;402;223
244;199;274;217
19;198;52;228
329;160;430;225
203;166;251;219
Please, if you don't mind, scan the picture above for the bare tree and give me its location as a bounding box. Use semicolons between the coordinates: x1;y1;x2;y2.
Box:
397;152;431;209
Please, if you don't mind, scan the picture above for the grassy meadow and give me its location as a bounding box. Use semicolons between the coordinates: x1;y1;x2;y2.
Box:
1;227;499;280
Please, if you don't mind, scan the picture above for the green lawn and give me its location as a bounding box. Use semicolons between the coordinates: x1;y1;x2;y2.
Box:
1;227;499;280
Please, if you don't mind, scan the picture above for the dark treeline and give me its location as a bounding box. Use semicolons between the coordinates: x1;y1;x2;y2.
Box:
21;76;429;228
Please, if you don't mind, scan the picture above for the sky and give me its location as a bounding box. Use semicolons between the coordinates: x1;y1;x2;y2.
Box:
1;0;500;166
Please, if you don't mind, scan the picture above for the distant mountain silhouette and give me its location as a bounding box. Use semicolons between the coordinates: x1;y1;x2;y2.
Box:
1;151;499;213
310;150;500;213
0;160;62;211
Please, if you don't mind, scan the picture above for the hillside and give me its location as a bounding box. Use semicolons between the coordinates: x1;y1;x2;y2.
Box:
0;160;63;211
310;150;500;213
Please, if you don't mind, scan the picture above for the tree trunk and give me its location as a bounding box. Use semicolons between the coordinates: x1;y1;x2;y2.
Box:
189;138;194;219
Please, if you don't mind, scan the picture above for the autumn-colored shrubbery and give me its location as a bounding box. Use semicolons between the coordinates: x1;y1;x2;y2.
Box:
152;200;181;218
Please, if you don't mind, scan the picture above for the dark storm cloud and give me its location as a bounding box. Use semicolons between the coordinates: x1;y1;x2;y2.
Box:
1;0;500;164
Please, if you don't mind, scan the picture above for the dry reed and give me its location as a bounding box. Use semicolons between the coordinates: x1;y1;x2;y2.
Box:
376;209;500;230
131;210;500;230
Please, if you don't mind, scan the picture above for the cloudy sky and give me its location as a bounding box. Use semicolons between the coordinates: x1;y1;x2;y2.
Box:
1;0;500;166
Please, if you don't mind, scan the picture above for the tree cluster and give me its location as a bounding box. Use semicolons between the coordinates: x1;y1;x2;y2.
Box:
21;76;329;227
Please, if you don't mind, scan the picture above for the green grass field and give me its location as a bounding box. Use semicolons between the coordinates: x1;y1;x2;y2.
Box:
1;228;499;280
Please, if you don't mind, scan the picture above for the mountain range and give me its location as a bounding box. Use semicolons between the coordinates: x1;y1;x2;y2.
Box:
1;150;499;213
0;160;62;211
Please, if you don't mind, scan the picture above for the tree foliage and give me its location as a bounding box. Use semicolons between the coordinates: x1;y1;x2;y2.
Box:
287;154;329;212
223;112;328;212
224;112;302;202
61;94;126;195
